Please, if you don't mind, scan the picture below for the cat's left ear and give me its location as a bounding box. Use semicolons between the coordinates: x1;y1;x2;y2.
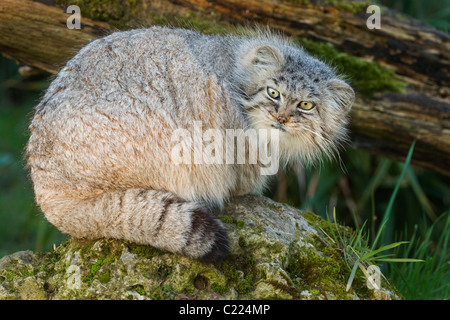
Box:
325;79;355;114
242;45;285;73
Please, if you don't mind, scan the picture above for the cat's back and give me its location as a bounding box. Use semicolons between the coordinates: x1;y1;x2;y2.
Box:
27;27;248;201
38;27;201;110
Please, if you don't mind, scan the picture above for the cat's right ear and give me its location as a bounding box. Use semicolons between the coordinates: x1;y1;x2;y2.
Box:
325;79;355;115
242;45;285;72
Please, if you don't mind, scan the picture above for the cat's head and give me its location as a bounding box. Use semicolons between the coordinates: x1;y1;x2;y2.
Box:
231;37;355;166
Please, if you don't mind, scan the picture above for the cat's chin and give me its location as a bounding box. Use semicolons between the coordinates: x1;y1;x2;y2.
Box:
270;123;287;132
278;133;324;166
247;118;287;133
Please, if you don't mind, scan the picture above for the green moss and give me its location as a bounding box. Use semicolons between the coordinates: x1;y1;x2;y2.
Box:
299;211;390;299
135;285;146;296
210;283;227;295
282;0;370;13
302;211;332;233
236;274;254;294
216;253;257;297
283;0;311;5
296;38;407;97
55;0;139;29
162;284;173;292
82;257;113;284
148;284;178;300
218;215;234;224
310;289;320;295
324;0;370;13
238;236;247;248
1;270;19;282
128;244;163;258
286;245;350;299
179;11;235;35
219;262;240;282
76;240;96;257
74;239;126;285
294;213;354;298
218;215;245;229
301;211;321;225
0;257;36;282
98;270;111;284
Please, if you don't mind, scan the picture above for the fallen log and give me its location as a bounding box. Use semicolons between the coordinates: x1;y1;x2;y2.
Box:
1;0;449;175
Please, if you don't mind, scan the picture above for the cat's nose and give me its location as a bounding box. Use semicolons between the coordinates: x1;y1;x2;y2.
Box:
277;115;287;124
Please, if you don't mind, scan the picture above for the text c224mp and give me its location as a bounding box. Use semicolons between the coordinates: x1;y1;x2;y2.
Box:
179;304;271;317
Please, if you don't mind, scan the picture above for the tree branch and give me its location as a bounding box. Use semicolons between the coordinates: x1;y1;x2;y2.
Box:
0;0;109;73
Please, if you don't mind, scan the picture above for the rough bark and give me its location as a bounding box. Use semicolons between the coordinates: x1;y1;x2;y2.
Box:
0;0;109;73
1;0;449;175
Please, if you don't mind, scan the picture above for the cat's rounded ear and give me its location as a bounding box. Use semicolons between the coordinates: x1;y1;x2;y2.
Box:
242;45;285;72
326;79;355;114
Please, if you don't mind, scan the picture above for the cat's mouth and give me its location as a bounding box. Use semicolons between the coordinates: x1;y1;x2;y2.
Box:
271;123;287;132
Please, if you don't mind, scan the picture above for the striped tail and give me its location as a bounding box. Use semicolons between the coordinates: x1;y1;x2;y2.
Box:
39;188;229;263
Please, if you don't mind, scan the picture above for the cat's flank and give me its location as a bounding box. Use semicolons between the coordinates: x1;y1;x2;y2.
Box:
26;27;354;263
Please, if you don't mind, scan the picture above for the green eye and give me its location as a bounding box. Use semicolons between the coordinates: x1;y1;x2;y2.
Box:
267;87;280;99
298;101;315;110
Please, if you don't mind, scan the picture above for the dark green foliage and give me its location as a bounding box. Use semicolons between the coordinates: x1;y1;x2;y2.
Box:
0;58;66;257
377;0;450;32
296;38;406;97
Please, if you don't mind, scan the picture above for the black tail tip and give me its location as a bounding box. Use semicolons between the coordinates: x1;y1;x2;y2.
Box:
198;228;230;264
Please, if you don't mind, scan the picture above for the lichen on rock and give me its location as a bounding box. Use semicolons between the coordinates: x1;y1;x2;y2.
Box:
0;195;400;300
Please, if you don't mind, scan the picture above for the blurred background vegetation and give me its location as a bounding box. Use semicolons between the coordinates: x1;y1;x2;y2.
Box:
0;0;448;299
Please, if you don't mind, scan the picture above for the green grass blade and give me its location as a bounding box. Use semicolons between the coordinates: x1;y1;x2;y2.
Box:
372;253;396;260
362;241;409;261
346;259;360;292
333;207;347;247
376;258;424;262
325;210;338;244
372;140;416;250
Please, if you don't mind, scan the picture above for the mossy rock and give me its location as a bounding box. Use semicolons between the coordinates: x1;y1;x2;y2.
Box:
0;195;400;300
